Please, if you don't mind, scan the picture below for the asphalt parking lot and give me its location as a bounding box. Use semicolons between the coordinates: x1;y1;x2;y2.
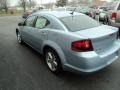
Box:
0;16;120;90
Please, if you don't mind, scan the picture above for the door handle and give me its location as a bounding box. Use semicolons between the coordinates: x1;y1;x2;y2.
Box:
42;32;46;35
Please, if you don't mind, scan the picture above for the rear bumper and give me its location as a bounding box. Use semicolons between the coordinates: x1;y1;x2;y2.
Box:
63;41;120;73
64;52;119;73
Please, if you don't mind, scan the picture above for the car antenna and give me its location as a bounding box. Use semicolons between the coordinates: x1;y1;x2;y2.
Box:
70;7;76;15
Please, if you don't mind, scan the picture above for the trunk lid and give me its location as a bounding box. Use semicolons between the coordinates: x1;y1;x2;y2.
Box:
74;25;118;54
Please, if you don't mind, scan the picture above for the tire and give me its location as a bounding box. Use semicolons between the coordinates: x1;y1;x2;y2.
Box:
17;32;23;44
44;48;62;74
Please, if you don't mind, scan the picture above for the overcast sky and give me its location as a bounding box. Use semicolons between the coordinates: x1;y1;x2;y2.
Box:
9;0;56;6
9;0;112;6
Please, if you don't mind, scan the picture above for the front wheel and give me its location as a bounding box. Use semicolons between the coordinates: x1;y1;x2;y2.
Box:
45;48;62;74
17;33;23;44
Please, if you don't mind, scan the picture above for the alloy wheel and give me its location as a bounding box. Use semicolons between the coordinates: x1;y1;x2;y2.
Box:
46;51;58;71
17;33;22;44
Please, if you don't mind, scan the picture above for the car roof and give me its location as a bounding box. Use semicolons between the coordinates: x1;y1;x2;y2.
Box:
33;11;83;18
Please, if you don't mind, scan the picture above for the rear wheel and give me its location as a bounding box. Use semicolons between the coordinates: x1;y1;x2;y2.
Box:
45;48;62;74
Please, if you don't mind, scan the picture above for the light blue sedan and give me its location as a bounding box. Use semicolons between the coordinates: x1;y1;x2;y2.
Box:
16;11;120;74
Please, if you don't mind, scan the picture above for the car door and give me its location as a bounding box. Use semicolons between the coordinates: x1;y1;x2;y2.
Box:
29;16;50;52
21;15;37;45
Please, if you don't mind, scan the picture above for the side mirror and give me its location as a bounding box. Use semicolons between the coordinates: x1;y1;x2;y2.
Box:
18;22;25;26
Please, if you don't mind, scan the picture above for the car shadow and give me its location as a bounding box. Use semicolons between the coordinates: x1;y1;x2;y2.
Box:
53;67;114;89
20;42;116;87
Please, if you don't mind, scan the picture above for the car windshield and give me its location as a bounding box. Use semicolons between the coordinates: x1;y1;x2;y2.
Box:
60;15;100;32
99;7;108;11
75;7;91;13
109;2;118;10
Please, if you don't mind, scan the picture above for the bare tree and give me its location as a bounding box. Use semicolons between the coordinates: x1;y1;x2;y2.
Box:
19;0;27;12
0;1;2;11
28;0;36;9
0;0;9;13
56;0;68;7
19;0;36;12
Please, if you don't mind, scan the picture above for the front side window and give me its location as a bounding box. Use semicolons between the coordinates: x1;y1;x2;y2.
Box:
60;15;100;32
35;17;50;29
25;16;36;27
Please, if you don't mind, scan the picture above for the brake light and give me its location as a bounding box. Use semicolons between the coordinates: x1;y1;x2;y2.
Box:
111;12;117;20
71;40;93;52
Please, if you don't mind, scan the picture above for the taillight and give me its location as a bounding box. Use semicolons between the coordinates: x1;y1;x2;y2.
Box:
71;40;93;52
111;12;117;20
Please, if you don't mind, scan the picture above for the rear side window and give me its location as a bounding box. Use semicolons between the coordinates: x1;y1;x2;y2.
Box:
25;16;36;27
60;15;100;32
35;17;50;29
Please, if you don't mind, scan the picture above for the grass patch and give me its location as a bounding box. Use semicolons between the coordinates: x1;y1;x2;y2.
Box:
0;13;21;17
0;11;23;17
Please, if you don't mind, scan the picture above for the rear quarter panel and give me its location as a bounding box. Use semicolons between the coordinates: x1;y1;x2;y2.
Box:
42;29;86;66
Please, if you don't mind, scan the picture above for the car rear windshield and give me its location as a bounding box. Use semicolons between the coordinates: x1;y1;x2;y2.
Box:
60;15;100;32
100;7;108;11
117;3;120;10
75;7;91;13
109;2;118;10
